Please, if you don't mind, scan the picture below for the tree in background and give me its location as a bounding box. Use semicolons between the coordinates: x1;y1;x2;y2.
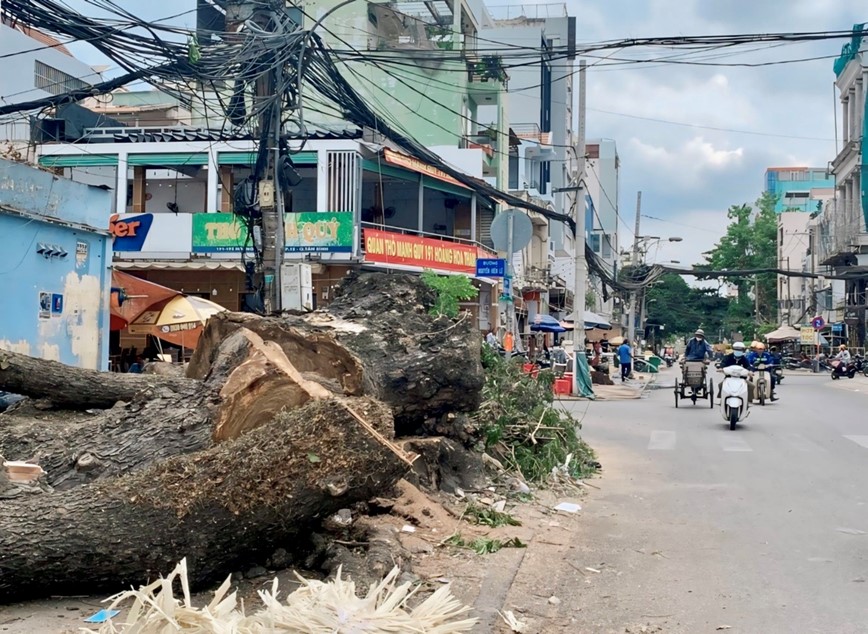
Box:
695;192;778;339
644;273;729;343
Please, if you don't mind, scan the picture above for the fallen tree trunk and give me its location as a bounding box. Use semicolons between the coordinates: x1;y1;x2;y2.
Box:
0;327;357;489
0;398;410;601
0;348;196;409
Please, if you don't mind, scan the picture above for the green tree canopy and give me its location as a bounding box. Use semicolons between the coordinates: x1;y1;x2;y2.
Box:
694;191;778;339
644;273;729;342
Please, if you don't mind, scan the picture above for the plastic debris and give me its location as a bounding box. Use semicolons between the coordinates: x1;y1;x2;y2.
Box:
553;502;581;513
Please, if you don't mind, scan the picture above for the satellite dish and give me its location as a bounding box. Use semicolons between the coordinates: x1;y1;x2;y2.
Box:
490;209;533;253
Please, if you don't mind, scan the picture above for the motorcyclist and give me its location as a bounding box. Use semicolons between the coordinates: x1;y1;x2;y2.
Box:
832;344;852;377
717;342;754;400
746;342;778;401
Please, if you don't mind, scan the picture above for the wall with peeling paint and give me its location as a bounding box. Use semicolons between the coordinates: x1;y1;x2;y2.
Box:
0;159;111;370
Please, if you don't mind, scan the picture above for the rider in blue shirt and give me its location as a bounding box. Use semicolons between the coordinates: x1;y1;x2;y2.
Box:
746;342;777;401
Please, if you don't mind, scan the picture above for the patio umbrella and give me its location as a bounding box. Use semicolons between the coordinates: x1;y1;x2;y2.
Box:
530;314;567;333
127;295;226;349
110;271;181;330
564;311;612;330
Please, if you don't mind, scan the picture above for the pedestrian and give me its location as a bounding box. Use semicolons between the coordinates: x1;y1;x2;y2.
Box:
617;340;633;382
485;329;497;348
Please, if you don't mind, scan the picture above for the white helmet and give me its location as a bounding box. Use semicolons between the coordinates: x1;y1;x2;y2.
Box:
732;342;746;351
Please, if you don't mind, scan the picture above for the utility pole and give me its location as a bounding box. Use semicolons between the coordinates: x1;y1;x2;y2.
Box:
626;191;641;347
228;1;285;313
572;60;588;397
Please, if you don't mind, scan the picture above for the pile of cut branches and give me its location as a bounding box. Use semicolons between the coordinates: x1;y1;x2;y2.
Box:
475;346;597;483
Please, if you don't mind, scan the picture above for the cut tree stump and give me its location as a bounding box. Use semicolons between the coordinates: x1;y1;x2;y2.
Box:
0;348;196;410
189;272;485;435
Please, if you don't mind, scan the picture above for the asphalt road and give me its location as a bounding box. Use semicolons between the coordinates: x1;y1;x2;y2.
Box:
565;368;868;634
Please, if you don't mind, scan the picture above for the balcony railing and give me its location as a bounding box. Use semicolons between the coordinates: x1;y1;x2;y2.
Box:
817;200;866;264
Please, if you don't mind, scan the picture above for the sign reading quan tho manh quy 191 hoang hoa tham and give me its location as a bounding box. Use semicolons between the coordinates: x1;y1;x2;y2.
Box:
363;228;490;274
191;212;354;253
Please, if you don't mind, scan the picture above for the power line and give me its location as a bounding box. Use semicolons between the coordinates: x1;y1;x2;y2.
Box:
589;108;836;142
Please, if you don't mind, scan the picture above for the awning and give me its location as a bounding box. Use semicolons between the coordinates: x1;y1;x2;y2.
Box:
382;148;470;190
114;261;245;271
764;324;802;342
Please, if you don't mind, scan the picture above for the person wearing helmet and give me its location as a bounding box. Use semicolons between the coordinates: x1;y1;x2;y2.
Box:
746;341;778;401
832;344;852;378
718;341;753;399
684;328;713;362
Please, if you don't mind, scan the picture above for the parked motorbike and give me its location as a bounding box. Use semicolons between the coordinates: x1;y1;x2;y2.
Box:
853;355;868;377
720;365;751;430
830;358;857;380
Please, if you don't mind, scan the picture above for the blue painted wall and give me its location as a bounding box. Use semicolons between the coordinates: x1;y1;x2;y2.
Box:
765;168;834;214
0;160;112;369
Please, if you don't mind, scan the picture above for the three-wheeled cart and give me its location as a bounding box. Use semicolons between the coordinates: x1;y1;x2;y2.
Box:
675;360;714;408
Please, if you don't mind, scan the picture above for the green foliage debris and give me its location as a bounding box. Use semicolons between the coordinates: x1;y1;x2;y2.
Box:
475;346;597;483
465;504;521;528
420;271;479;318
446;534;526;555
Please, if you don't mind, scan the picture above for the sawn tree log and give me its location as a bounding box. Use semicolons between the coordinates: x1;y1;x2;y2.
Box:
0;348;195;409
0;398;410;601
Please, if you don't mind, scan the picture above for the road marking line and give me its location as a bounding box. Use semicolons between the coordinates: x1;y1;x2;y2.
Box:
844;435;868;449
719;435;753;452
648;430;676;451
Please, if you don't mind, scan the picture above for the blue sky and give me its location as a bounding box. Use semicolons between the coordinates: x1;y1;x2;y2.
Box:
63;0;866;268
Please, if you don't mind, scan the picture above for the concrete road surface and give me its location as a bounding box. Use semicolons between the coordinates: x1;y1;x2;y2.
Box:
566;368;868;633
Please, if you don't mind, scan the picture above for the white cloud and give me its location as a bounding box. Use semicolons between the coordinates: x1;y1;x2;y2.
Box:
628;136;744;185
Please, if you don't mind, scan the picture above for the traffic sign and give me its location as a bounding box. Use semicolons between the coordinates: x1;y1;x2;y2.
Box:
811;316;825;330
476;258;506;277
490;209;533;253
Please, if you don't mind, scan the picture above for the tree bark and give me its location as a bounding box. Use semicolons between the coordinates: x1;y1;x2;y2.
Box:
189;272;485;436
0;349;196;410
0;398;410;602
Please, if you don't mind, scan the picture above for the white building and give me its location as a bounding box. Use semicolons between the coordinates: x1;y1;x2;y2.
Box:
584;139;620;321
475;3;578;319
0;16;102;158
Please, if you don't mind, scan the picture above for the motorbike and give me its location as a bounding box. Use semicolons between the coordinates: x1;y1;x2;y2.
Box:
720;365;751;430
770;363;784;384
830;358;857;380
664;354;674;368
853;355;868;377
751;362;772;405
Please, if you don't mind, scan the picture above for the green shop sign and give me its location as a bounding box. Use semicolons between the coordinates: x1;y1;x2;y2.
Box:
192;212;354;253
285;212;353;253
192;214;250;253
